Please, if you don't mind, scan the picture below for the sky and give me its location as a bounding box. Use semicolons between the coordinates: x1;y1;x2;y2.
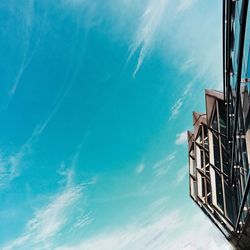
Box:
0;0;231;249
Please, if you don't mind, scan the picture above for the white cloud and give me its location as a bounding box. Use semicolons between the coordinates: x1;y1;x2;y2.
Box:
2;174;230;250
2;146;95;250
32;78;74;137
0;124;51;188
170;2;222;88
3;186;84;250
175;165;188;185
126;0;201;78
175;130;187;145
166;213;231;250
180;56;195;73
54;201;230;250
56;209;182;250
2;168;89;250
0;139;32;188
71;211;92;231
0;117;54;188
128;0;169;77
169;98;183;120
169;84;192;120
153;152;175;177
1;69;91;188
0;154;20;187
9;0;35;97
64;1;222;89
175;0;196;16
135;163;145;175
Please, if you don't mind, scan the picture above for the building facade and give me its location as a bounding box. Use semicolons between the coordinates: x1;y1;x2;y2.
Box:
188;0;250;249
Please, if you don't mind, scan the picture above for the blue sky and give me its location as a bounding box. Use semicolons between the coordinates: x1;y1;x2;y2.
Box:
0;0;230;249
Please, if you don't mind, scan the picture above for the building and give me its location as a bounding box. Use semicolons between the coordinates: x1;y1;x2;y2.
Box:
188;0;250;249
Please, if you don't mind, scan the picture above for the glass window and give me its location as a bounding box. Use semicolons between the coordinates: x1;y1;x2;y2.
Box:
230;26;235;52
212;107;218;131
202;177;206;198
196;144;202;170
210;167;217;204
239;138;249;182
225;183;235;223
244;1;250;78
197;172;203;199
215;172;224;211
218;100;227;135
247;45;250;78
213;133;221;168
205;151;209;168
221;136;230;176
189;153;196;176
190;178;196;198
210;166;225;212
200;149;204;169
231;1;236;21
203;126;209;150
242;3;250;79
207;180;212;205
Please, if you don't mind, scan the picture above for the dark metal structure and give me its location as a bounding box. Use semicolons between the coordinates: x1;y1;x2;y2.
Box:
188;1;250;249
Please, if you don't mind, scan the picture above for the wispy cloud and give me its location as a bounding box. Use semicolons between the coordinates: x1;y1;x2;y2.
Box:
175;0;197;16
2;167;90;250
135;163;145;175
153;152;175;177
127;0;199;78
175;130;187;145
65;0;221;89
9;0;34;97
3;187;84;250
180;56;195;73
71;211;92;231
0;113;91;191
54;200;229;250
32;80;74;137
169;84;192;121
58;141;97;187
128;0;169;77
0;136;33;188
0;153;22;188
56;208;181;250
167;214;230;250
175;165;188;185
0;116;57;189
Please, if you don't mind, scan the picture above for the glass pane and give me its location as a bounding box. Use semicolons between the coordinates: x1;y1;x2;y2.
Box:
202;177;206;198
218;100;227;135
203;126;209;151
190;178;195;198
205;151;209;167
221;136;230;176
196;145;202;169
247;45;250;78
225;183;235;223
197;173;203;199
207;180;212;205
244;3;250;76
189;153;196;176
215;172;224;211
212;107;218;131
200;149;204;169
213;133;221;169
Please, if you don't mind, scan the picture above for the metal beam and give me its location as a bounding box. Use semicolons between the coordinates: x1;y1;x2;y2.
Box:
230;0;249;184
